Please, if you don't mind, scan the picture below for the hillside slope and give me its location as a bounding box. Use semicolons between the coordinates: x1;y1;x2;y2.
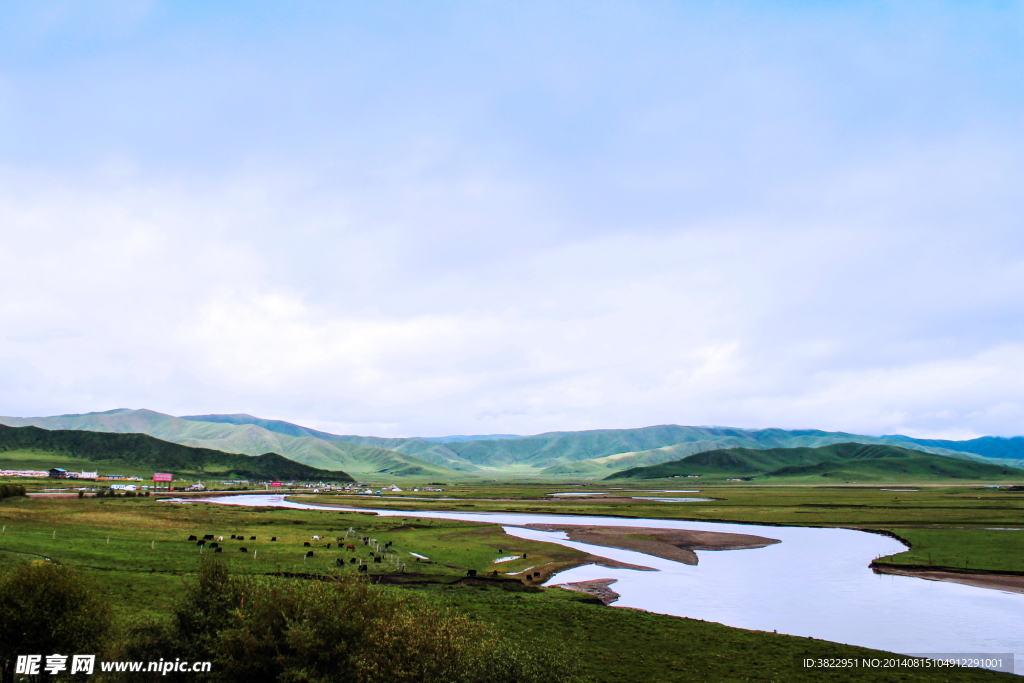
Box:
886;434;1024;460
0;410;454;478
605;443;1024;482
192;419;982;474
0;424;351;481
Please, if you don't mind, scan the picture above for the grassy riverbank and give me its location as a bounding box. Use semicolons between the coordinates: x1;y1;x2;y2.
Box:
1;493;1017;681
287;485;1024;575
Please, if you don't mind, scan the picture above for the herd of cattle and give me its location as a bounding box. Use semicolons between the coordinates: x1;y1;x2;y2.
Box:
182;531;534;580
184;531;400;572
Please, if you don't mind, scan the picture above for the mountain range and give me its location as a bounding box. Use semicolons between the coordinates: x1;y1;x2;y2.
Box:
0;424;350;481
606;442;1024;482
2;409;1023;480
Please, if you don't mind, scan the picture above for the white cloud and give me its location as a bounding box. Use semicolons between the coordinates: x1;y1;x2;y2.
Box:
1;1;1023;438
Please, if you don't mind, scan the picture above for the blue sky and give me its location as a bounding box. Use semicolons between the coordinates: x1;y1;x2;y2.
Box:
2;1;1024;438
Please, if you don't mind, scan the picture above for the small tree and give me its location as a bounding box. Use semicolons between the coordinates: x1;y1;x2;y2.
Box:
0;562;112;671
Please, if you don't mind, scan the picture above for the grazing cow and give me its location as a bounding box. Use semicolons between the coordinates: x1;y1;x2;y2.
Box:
196;540;206;546
350;557;357;564
218;536;224;542
466;569;477;577
249;536;256;540
187;535;197;541
230;535;237;540
303;542;311;547
358;564;368;572
271;537;277;542
373;556;382;563
214;547;223;553
312;535;321;540
335;558;344;567
336;537;343;543
203;534;214;540
345;544;355;551
305;551;314;558
325;543;332;549
239;547;247;552
209;542;219;548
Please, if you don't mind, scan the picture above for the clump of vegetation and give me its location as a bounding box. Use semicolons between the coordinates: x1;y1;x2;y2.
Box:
0;483;26;499
0;562;113;669
116;560;583;683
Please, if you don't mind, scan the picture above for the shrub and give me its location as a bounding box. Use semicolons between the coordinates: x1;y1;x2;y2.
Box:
0;563;112;664
0;483;26;500
119;561;584;683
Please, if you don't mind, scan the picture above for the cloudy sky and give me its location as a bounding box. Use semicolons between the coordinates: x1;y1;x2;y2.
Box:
2;1;1023;438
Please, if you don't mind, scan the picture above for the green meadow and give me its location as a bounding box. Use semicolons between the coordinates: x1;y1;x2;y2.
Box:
1;492;1019;682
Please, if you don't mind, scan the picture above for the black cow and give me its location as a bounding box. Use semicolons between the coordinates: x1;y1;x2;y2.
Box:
350;557;357;564
196;540;206;546
230;534;237;540
239;547;247;552
203;534;214;540
187;535;197;541
249;536;256;540
303;541;311;547
358;564;368;572
373;556;382;563
466;569;477;577
209;542;219;548
214;547;223;553
305;551;314;558
325;543;332;549
335;558;345;567
271;537;277;541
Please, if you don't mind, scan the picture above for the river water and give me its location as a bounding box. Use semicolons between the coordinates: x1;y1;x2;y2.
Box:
176;494;1023;673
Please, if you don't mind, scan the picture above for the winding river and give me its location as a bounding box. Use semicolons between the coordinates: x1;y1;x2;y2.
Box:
177;494;1023;673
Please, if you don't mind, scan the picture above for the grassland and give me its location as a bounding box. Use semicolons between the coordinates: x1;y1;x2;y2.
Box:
1;492;1018;682
285;484;1024;575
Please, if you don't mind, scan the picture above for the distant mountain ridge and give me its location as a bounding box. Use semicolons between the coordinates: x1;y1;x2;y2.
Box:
605;443;1024;482
0;424;351;481
0;410;453;478
3;409;1022;479
884;434;1024;460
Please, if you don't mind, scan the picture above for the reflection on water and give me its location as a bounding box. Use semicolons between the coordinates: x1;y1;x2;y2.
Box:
174;494;1024;674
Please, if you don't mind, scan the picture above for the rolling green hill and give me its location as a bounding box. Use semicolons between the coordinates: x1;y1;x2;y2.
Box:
5;410;1022;480
190;419;988;475
0;424;352;481
604;442;1024;482
886;434;1024;460
0;410;457;478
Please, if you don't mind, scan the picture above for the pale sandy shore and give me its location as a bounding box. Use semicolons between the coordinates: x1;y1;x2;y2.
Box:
522;523;780;565
872;565;1024;594
551;578;621;605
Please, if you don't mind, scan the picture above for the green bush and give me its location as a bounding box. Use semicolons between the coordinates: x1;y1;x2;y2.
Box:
0;483;26;499
0;562;112;664
118;560;583;683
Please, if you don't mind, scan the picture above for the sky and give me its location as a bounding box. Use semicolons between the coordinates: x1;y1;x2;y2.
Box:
2;1;1024;439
